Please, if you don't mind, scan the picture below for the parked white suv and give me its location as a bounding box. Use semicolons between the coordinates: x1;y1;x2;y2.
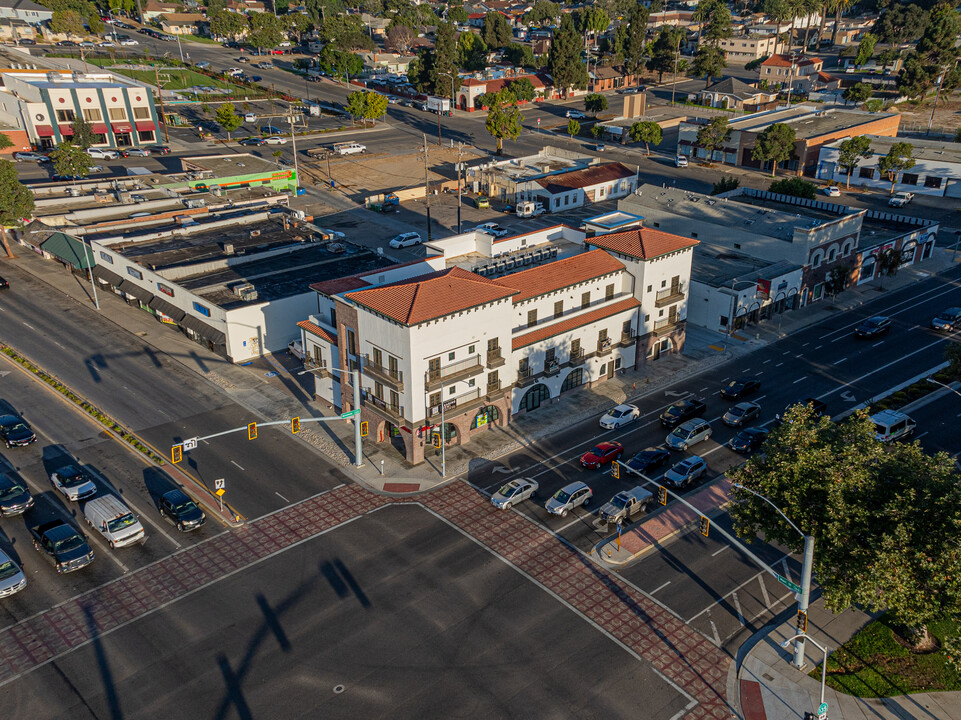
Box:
389;232;422;248
87;147;118;160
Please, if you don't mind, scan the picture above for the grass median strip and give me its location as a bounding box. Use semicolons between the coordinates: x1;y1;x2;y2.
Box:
0;345;166;466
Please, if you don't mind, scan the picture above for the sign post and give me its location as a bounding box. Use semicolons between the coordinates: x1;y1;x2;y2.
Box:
215;478;225;512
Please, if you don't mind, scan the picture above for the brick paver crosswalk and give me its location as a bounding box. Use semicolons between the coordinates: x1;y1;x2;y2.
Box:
0;480;733;718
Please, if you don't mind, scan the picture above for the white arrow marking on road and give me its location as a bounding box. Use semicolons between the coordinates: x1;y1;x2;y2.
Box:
665;390;685;397
0;371;9;378
491;466;512;475
840;391;857;402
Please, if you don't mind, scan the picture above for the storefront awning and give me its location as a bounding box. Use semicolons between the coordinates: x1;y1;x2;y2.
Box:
91;265;123;286
91;123;109;134
117;279;153;303
135;121;156;132
180;314;226;345
112;124;132;134
148;295;185;321
58;124;73;136
35;125;54;137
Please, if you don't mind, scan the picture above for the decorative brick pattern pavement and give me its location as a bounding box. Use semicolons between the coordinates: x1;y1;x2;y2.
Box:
0;480;733;719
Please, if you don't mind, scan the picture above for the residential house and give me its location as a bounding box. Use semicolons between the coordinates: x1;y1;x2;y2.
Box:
457;71;550;111
0;17;36;41
141;0;181;21
588;65;642;93
759;54;824;92
0;0;52;24
158;13;206;35
717;34;783;62
521;162;638;212
696;77;778;112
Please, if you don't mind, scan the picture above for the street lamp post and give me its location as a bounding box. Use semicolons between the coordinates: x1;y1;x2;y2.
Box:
81;237;100;310
437;72;457;146
781;633;830;713
734;483;815;670
298;365;364;467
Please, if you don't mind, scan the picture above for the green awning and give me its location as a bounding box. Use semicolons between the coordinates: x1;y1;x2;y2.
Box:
40;232;95;271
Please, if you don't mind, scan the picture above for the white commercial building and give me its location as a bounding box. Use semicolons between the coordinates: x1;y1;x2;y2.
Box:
298;224;697;465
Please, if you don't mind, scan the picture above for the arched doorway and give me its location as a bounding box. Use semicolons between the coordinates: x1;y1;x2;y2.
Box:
384;421;407;459
560;368;584;393
519;383;550;412
471;406;500;429
440;422;457;443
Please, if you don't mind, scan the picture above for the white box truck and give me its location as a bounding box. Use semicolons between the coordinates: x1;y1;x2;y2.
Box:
426;96;451;114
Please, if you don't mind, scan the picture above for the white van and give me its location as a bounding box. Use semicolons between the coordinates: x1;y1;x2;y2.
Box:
516;201;546;217
870;410;916;443
83;495;146;548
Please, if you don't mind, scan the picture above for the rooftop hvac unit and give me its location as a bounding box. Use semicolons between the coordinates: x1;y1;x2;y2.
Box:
250;229;261;238
210;185;223;197
549;247;558;258
233;283;258;301
223;243;235;255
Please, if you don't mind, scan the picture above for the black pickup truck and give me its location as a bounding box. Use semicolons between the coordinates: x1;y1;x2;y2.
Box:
30;520;95;574
659;399;708;428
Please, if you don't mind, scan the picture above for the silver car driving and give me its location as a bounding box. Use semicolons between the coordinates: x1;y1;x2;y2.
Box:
544;481;592;518
490;478;539;509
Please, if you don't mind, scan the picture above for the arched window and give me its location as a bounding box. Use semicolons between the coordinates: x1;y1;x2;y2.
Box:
519;384;550;412
470;405;501;429
841;240;853;256
810;251;823;268
560;368;584;393
827;247;837;262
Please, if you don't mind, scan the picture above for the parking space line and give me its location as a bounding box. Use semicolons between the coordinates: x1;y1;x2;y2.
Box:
759;574;771;607
650;580;671;594
793;376;806;384
835;357;848;365
711;546;729;557
553;510;595;533
710;620;721;646
731;592;745;625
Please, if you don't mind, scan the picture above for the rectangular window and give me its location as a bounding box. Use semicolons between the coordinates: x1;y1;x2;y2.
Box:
157;283;174;297
126;266;142;280
570;338;580;356
98;251;113;263
901;173;918;186
374;382;384;400
192;302;210;317
527;309;537;328
388;355;399;376
554;300;563;318
55;109;75;123
329;307;336;328
487;338;499;352
581;291;590;309
391;390;401;406
133;106;151;119
346;328;356;356
924;176;943;189
372;347;383;366
488;370;499;389
605;283;614;301
429;392;441;407
519;357;529;373
82;108;102;122
859;167;874;179
468;344;475;354
137;130;155;142
598;328;608;342
545;347;556;364
623;320;632;336
448;351;455;361
108;107;127;121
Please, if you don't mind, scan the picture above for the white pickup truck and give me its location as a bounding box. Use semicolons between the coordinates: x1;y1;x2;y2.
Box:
333;142;366;156
888;191;914;207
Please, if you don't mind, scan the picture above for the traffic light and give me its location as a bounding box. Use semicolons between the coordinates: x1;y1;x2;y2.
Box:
361;421;369;437
658;486;667;505
432;432;441;448
699;515;710;537
611;461;620;479
247;422;258;440
797;610;808;633
291;417;301;434
171;445;183;463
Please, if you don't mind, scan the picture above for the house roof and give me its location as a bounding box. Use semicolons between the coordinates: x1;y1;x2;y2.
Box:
344;266;518;326
494;249;624;303
586;228;698;260
461;73;546;91
703;76;772;101
143;0;180;10
159;13;205;22
761;54;821;68
512;297;641;350
40;232;92;270
534;162;634;194
310;275;371;296
815;71;838;82
0;0;50;12
297;320;337;345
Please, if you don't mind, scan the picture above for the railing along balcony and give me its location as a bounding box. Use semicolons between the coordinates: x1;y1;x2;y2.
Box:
596;338;613;355
655;284;686;308
427;387;481;418
425;354;484;390
363;354;404;390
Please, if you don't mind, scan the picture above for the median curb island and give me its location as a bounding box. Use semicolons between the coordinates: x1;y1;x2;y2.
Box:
0;343;245;529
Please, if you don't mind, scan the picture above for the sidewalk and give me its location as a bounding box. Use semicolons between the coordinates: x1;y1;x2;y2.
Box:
737;598;961;720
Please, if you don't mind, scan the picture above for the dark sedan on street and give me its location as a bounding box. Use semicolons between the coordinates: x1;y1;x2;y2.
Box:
728;427;769;454
0;414;36;448
720;376;761;400
854;316;891;338
159;489;206;532
0;472;34;516
624;447;671;475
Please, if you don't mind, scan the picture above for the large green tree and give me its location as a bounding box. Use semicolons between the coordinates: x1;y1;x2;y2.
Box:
215;102;242;140
0;159;34;259
872;2;929;45
208;10;248;40
430;21;458;97
584;92;607;116
842;81;873;106
730;405;961;646
628;120;662;155
50;9;86;36
70;116;95;149
504;42;536;68
482;11;512;48
485;89;524;154
567;117;580;139
692;45;726;87
249;12;284;50
526;0;559;27
49;142;91;180
508;77;537;102
623;4;650;74
896;52;934;100
457;31;488;72
752;123;796;176
574;6;610;37
835;135;872;188
855;31;877;67
695;116;731;161
548;14;588;94
877;141;915;194
646;26;682;83
346;90;388;125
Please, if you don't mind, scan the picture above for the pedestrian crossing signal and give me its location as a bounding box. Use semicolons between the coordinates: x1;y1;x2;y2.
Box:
247;422;258;440
171;445;183;463
291;417;301;434
611;461;620;479
432;432;441;448
658;486;667;505
361;421;368;437
699;515;710;537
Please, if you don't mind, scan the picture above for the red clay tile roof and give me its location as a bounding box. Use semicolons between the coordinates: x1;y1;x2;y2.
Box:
494;249;624;303
513;297;641;350
815;71;838;82
462;73;546;90
761;54;821;68
535;162;634;193
297;320;337;345
345;266;518;325
587;228;698;260
310;275;371;296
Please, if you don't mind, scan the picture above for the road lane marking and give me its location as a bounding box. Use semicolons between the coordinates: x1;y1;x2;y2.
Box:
650;581;671;594
710;620;721;646
686;562;790;624
275;492;290;503
759;574;771;607
230;460;245;471
553;510;595;533
711;546;729;557
814;345;822;350
793;376;806;384
801;342;809;347
762;359;771;364
781;557;794;583
835;357;848;365
21;321;34;330
732;592;745;625
872;340;886;347
817;281;961;339
775;362;784;367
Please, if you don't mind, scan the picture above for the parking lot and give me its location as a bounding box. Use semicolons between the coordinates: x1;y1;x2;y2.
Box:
0;503;693;720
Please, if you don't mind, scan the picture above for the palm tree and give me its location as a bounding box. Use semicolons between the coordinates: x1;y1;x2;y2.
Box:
814;1;830;49
799;0;822;53
764;0;792;55
830;0;854;48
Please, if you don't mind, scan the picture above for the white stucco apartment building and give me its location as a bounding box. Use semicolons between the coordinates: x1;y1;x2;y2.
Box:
297;224;696;465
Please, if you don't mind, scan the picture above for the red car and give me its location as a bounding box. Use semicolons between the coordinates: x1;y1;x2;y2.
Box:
580;441;624;469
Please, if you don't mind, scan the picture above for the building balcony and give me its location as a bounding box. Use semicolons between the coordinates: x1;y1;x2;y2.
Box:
425;354;484;391
619;331;635;347
363;355;404;391
544;359;561;377
596;338;613;356
566;347;586;367
655;285;686;308
653;317;683;337
365;393;405;423
516;366;536;387
486;380;506;398
303;356;329;378
486;349;505;369
427;387;481;419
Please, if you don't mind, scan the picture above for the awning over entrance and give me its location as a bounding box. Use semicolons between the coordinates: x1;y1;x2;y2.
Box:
35;125;54;137
91;123;109;134
148;295;185;321
40;232;93;270
91;265;123;286
180;313;226;345
117;279;153;303
111;123;132;134
135;121;156;131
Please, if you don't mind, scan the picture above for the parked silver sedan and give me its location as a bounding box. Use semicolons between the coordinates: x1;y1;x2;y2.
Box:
490;478;539;509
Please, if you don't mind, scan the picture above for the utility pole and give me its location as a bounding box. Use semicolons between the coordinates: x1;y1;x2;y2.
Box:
437;107;442;147
928;68;946;134
287;110;300;195
423;134;432;241
671;30;681;106
154;65;170;143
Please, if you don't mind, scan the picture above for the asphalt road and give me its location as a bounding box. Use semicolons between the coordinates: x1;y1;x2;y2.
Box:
0;503;692;720
468;262;961;649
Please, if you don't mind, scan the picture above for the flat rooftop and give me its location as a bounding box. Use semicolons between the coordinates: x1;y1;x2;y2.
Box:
628;184;846;241
824;134;961;165
482;148;595;182
693;242;801;286
35;186;281;220
180;243;395;308
728;106;898;139
584;211;643;230
180;154;282;177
